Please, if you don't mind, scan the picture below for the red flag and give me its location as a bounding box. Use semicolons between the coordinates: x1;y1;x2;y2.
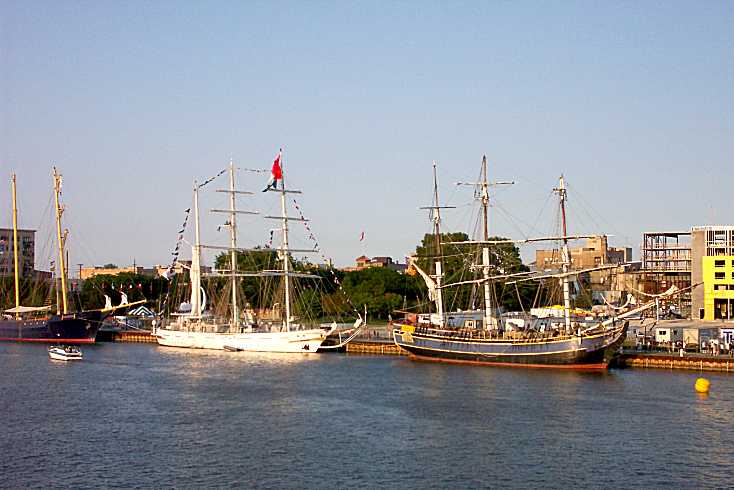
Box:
263;151;282;191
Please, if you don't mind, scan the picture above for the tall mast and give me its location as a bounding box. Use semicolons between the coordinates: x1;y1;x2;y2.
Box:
431;162;445;326
190;180;202;318
480;156;493;330
480;156;489;242
279;151;292;331
52;167;68;315
228;160;238;328
457;155;513;330
11;173;20;318
555;175;572;332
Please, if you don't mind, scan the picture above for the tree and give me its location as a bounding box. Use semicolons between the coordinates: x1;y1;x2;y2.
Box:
341;267;423;320
413;232;537;313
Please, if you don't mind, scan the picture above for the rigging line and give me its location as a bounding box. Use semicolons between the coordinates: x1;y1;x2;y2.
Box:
527;191;555;240
491;202;533;239
567;182;631;244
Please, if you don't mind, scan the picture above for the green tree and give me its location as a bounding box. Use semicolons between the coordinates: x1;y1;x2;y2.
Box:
413;232;537;313
341;267;423;319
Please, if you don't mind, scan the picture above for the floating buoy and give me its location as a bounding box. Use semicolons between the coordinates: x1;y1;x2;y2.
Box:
695;378;710;393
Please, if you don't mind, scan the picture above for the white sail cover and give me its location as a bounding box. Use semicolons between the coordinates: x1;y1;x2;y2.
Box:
4;305;53;313
410;259;438;301
189;245;202;317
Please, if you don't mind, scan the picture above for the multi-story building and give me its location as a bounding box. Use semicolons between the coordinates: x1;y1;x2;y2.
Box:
691;226;734;321
344;255;407;273
535;236;632;271
0;228;35;277
637;231;692;316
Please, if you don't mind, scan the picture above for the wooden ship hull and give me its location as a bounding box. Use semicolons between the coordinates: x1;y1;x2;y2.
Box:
392;321;627;369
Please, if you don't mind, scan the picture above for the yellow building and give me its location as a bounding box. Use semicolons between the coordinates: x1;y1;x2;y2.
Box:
692;226;734;321
701;256;734;320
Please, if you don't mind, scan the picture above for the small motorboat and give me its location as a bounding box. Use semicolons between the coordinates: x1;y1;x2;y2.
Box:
48;345;83;361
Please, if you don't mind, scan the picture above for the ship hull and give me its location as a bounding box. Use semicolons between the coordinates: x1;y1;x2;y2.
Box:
393;322;627;369
155;327;329;353
0;311;104;344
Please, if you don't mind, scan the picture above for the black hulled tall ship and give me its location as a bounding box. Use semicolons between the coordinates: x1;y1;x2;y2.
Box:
1;169;138;344
393;158;678;369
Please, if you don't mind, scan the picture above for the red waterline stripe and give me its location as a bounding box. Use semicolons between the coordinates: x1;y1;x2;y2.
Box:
409;353;608;370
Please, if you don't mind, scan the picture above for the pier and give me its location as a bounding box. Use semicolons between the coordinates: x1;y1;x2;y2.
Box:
97;329;157;343
616;352;734;372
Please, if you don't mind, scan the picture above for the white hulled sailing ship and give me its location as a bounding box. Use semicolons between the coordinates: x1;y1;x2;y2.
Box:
155;154;358;352
393;158;685;369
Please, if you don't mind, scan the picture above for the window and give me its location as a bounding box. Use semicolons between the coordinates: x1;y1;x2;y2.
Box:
715;272;725;280
715;260;725;267
659;330;667;336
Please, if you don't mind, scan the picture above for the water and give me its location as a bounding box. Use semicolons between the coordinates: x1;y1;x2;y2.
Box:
1;343;733;489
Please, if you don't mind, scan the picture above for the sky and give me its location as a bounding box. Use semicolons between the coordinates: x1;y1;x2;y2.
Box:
1;1;733;273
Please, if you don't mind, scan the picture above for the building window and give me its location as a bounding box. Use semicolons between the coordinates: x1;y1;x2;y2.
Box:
715;272;725;280
715;260;725;267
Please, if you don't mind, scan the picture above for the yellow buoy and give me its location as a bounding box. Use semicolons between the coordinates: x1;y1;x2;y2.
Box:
695;378;710;393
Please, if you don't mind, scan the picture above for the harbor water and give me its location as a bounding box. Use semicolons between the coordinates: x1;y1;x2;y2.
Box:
1;343;733;489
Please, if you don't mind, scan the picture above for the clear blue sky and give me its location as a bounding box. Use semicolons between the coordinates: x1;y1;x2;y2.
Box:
2;1;732;272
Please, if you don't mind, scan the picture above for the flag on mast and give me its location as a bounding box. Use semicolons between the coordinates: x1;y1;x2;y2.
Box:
263;150;283;191
359;231;365;242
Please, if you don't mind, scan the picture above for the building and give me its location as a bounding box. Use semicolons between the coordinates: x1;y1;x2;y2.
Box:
535;236;631;270
691;226;734;321
0;228;35;277
344;255;407;273
632;231;693;317
154;261;211;278
81;265;145;280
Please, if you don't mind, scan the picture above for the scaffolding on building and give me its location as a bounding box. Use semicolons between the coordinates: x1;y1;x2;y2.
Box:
639;231;692;317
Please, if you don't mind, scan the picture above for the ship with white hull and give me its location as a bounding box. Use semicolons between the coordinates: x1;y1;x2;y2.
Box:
155;154;359;353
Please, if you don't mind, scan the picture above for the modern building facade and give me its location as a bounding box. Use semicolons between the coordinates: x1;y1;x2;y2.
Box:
691;226;734;321
0;228;35;277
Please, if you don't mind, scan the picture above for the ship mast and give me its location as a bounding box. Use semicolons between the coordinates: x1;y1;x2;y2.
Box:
279;154;292;331
554;175;572;333
228;160;238;327
190;180;202;318
480;157;493;330
11;173;20;319
457;155;513;330
52;167;68;315
418;162;456;327
211;161;259;328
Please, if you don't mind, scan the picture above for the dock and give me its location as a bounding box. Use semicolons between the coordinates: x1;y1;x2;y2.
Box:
616;353;734;372
345;339;406;356
97;329;157;343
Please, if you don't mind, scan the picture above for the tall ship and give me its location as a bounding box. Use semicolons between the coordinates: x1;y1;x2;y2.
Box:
154;152;362;352
1;169;137;343
392;158;680;369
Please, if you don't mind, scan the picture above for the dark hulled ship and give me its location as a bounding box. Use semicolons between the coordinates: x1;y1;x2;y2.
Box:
1;168;139;344
393;161;666;370
393;321;628;369
0;310;106;343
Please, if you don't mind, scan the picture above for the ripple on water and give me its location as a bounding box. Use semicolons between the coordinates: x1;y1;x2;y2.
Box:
1;344;733;489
